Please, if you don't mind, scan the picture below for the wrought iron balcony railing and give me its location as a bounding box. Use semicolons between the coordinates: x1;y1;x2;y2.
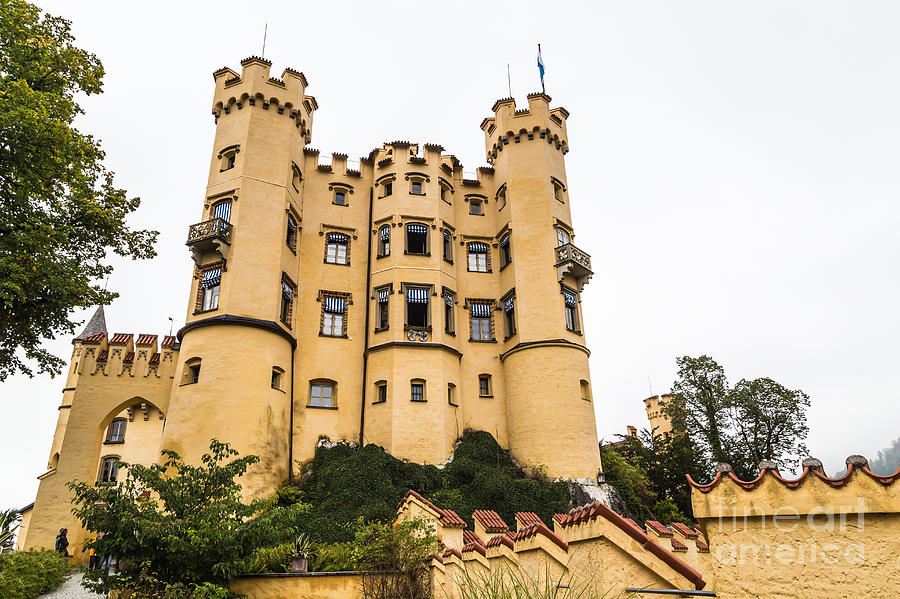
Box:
554;243;593;291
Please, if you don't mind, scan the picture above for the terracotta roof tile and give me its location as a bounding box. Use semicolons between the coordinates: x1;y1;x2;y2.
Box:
687;457;900;492
624;518;645;533
461;542;486;557
695;539;710;553
135;334;158;346
161;335;177;348
510;522;568;552
95;350;108;362
552;514;567;527
670;522;698;539
670;538;688;552
441;548;462;560
123;352;135;363
108;333;132;345
484;533;514;550
400;490;467;529
81;332;106;344
645;520;673;537
555;501;706;591
473;509;509;533
463;530;481;546
515;512;544;529
149;352;160;365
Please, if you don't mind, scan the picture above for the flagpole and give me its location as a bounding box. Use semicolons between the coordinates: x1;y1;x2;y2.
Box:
537;43;545;94
507;63;512;97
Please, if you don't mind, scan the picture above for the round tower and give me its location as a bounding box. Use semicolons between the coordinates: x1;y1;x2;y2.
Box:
161;57;315;498
481;94;601;480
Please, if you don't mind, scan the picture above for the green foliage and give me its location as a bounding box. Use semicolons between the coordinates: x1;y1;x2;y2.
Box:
291;533;314;558
356;517;439;599
0;0;157;379
0;509;21;550
297;431;569;543
242;543;293;574
309;541;359;572
869;436;900;476
275;485;304;506
454;561;622;599
665;355;812;480
598;444;656;522
0;550;69;599
67;440;307;596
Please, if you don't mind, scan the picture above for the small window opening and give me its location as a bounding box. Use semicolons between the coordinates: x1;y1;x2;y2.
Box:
406;287;429;328
469;199;483;215
406;223;428;255
272;368;283;390
377;225;391;257
411;380;426;402
106;418;126;443
478;374;492;397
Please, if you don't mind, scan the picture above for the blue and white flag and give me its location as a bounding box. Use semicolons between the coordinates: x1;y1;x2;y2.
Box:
537;44;545;93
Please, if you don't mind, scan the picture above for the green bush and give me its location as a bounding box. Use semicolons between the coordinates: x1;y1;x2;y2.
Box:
0;550;70;599
310;541;359;572
242;543;293;574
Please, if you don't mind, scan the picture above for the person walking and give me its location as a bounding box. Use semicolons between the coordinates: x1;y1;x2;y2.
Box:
54;528;69;557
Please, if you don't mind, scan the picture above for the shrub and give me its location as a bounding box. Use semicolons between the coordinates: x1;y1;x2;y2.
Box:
310;541;359;572
355;517;439;599
0;550;69;599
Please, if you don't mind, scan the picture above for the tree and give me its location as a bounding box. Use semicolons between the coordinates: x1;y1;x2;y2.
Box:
0;0;157;380
355;517;439;599
67;440;307;597
728;377;810;474
869;436;900;476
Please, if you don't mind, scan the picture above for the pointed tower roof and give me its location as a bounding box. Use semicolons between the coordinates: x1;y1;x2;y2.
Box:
76;305;107;340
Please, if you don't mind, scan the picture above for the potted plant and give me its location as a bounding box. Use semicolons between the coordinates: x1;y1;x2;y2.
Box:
290;533;314;573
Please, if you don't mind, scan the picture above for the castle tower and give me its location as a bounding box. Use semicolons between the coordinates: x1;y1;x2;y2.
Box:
161;57;315;497
644;394;674;437
480;95;601;480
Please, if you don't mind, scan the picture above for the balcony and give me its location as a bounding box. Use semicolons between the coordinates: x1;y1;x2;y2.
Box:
186;218;232;265
555;243;593;291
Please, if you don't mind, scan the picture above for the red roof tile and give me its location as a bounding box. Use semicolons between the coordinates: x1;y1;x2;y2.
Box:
81;332;106;344
161;335;177;348
552;514;567;527
461;542;486;557
670;538;688;552
463;530;481;546
670;522;698;539
149;352;160;365
95;350;108;362
515;512;544;530
441;548;462;560
695;539;709;553
555;501;706;591
400;490;467;529
123;352;135;363
108;333;132;345
484;534;514;550
135;334;158;346
624;518;645;533
473;509;509;533
645;520;673;537
510;522;568;552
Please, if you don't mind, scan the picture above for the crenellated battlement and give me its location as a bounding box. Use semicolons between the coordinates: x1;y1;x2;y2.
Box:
74;329;178;379
481;93;569;164
211;57;315;139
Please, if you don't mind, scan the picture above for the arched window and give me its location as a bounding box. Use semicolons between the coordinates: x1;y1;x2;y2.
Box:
377;225;390;257
499;234;511;268
183;358;201;385
467;242;490;272
556;227;571;247
291;164;303;190
218;145;239;171
106;418;126;443
496;184;507;210
210;199;232;223
325;233;349;265
98;456;120;484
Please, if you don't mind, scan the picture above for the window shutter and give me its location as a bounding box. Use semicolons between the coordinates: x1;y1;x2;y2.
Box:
406;288;429;304
327;233;347;243
282;282;294;299
467;242;489;253
564;291;577;307
407;223;428;234
470;302;491;317
201;268;222;288
323;296;346;313
380;226;390;241
378;289;390;303
504;298;515;312
213;201;232;222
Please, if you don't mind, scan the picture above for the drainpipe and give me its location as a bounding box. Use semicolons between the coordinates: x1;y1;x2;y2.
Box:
288;339;295;481
359;187;374;446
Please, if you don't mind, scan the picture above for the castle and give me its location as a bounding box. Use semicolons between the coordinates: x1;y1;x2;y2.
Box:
18;56;602;554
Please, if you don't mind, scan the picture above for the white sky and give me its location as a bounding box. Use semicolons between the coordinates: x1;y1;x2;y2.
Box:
2;1;899;509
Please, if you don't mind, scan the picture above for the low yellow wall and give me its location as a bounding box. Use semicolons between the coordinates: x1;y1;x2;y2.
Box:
231;572;364;599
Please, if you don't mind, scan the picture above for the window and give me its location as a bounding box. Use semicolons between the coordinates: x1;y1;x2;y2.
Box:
469;302;493;341
377;225;390;257
411;379;426;402
183;359;201;385
376;287;390;331
467;242;490;272
374;381;387;404
440;181;452;204
291;164;302;190
478;374;492;397
557;227;570;247
442;230;453;263
405;287;430;329
499;234;511;268
496;184;507;210
383;182;393;197
106;419;126;444
309;381;335;408
563;288;579;332
552;177;566;202
411;180;423;195
447;383;457;406
334;190;347;205
325;233;349;265
286;214;299;252
219;146;239;171
98;456;119;484
469;199;483;215
503;295;516;339
405;223;429;256
271;368;284;390
198;267;221;312
443;290;455;334
211;199;232;223
580;379;592;402
321;294;347;337
280;279;296;326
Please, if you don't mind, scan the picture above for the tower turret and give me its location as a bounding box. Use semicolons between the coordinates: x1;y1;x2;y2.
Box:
162;57;315;498
481;94;600;480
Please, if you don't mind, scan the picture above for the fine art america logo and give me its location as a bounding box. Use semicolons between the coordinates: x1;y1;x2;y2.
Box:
711;497;867;566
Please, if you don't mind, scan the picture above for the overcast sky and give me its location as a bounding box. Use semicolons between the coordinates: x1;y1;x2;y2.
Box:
2;1;899;509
